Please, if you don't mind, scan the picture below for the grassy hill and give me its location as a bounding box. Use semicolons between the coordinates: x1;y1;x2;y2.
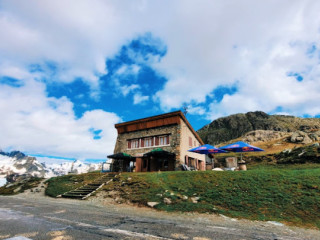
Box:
46;163;320;229
107;165;320;229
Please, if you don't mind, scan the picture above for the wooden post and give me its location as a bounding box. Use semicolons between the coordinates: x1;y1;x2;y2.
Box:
136;157;142;172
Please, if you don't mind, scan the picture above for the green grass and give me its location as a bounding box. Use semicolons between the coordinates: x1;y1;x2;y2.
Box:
0;177;43;195
45;172;103;197
104;164;320;229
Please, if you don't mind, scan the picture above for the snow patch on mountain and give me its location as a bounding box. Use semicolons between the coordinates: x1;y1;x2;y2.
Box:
45;160;102;177
0;151;102;180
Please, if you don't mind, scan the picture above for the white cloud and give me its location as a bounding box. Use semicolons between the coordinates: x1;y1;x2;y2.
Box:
150;0;320;119
133;93;149;105
120;84;140;96
187;106;206;116
0;79;120;159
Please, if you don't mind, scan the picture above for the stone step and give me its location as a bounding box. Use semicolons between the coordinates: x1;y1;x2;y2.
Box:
60;173;117;200
78;187;97;190
61;194;86;199
68;191;92;194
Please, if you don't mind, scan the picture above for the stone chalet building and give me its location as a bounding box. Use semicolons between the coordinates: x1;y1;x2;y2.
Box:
109;111;206;172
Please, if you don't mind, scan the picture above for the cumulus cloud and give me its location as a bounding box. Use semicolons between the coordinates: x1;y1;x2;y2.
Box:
0;78;120;159
151;1;320;119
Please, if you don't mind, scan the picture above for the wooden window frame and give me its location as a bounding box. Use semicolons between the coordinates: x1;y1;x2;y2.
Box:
159;135;170;146
130;139;139;149
144;137;152;147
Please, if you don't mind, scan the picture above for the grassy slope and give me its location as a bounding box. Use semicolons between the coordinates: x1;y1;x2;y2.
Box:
104;164;320;229
45;172;102;197
0;177;43;195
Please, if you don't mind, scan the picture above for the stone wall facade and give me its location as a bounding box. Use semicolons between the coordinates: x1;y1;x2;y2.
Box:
114;124;181;163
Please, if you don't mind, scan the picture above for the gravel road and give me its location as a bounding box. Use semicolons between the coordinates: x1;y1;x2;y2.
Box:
0;192;319;240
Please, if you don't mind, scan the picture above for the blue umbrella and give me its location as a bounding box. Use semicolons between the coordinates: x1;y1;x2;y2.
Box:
188;144;228;154
219;141;264;161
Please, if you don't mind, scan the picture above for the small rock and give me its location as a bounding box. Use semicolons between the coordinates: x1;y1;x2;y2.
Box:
147;202;159;207
127;177;132;181
182;195;188;200
191;197;200;203
170;192;175;196
282;148;292;154
163;197;172;204
267;221;284;226
156;193;163;197
13;186;22;193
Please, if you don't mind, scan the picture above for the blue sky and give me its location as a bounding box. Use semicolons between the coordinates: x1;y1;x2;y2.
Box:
0;0;320;164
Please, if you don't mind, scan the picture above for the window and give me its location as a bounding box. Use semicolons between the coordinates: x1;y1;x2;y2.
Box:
128;135;169;149
144;138;152;147
189;137;192;147
130;139;139;149
159;135;169;145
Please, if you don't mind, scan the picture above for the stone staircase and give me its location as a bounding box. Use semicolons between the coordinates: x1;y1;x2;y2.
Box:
59;173;116;200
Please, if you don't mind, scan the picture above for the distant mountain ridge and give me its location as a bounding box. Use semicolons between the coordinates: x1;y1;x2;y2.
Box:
0;150;102;181
197;111;320;145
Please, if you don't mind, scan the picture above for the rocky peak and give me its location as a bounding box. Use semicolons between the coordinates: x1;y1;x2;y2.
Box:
198;111;320;145
0;150;26;160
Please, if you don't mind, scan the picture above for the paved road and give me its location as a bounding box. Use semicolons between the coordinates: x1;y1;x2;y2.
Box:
0;195;319;240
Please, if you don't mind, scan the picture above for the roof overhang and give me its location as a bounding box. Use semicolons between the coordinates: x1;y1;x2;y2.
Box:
115;111;204;145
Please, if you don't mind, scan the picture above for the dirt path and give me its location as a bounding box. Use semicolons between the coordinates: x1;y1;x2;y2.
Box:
1;189;319;240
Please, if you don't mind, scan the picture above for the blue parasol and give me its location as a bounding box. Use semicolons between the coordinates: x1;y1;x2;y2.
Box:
219;141;264;161
188;144;228;154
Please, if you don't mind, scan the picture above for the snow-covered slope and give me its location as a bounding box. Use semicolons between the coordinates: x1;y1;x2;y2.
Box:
0;154;45;178
45;160;102;177
0;151;102;180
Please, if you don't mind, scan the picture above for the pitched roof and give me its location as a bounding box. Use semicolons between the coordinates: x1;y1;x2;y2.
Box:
115;111;204;145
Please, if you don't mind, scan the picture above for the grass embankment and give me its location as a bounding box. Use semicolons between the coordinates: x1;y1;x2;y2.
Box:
104;164;320;229
0;177;43;195
45;172;102;197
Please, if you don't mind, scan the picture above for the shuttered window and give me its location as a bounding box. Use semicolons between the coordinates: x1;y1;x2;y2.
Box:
131;139;139;149
144;138;152;147
127;135;169;149
159;135;169;145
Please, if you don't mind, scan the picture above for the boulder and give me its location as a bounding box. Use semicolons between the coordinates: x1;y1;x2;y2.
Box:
163;198;172;204
290;131;313;144
191;197;200;203
243;130;290;143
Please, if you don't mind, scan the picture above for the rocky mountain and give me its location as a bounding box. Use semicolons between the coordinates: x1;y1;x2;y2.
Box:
0;150;102;184
198;111;320;145
46;160;102;176
0;152;46;178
